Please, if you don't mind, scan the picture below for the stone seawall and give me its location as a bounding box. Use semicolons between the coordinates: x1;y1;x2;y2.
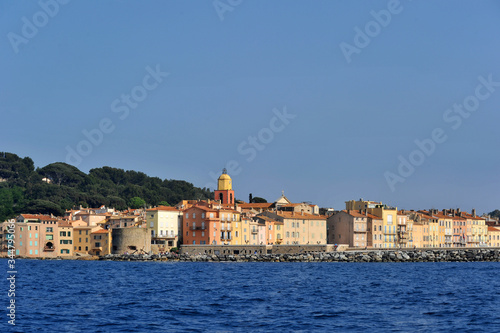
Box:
97;249;500;262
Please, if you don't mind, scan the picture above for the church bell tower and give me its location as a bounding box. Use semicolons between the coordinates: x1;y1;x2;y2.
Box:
214;168;235;205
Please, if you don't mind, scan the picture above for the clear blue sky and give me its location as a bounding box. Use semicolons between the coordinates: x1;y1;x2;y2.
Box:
1;0;499;214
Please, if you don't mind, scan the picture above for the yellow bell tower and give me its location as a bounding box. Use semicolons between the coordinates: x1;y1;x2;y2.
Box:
215;168;234;204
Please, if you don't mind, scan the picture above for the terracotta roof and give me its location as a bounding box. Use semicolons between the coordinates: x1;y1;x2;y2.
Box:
92;229;110;234
185;205;216;212
20;214;57;221
256;215;283;224
366;213;382;220
239;203;273;209
488;226;500;232
342;210;368;218
147;206;179;212
276;211;326;220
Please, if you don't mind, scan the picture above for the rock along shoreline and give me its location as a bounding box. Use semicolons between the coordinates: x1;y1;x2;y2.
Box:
7;249;500;263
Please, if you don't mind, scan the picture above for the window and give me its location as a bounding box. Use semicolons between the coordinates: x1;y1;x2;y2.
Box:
46;235;53;240
202;231;205;237
193;213;196;218
186;213;189;219
79;230;82;235
60;231;66;237
47;227;53;232
35;250;38;255
210;213;214;218
95;242;101;247
193;231;196;237
202;213;205;218
35;233;38;238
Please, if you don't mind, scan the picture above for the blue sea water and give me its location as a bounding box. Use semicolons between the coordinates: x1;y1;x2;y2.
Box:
2;260;500;332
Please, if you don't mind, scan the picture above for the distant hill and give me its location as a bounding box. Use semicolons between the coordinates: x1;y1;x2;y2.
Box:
0;152;213;221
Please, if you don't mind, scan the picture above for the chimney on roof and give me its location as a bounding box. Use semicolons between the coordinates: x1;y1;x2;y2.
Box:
472;208;476;217
457;208;461;214
365;209;368;216
249;193;253;203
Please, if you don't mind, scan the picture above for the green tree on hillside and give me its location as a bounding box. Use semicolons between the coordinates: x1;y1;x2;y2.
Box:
129;197;146;209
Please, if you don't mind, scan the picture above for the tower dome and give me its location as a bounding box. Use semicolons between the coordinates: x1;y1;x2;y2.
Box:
217;168;232;191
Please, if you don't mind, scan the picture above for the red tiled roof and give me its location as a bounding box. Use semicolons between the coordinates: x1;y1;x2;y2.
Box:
147;206;179;212
276;211;326;220
239;203;273;209
92;229;110;234
20;214;57;221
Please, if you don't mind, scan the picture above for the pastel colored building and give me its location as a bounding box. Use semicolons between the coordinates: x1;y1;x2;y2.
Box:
345;199;398;248
57;221;73;256
397;211;409;248
367;213;384;248
487;227;500;247
327;210;368;248
73;220;99;254
183;205;220;245
90;229;111;256
264;211;327;245
146;206;182;249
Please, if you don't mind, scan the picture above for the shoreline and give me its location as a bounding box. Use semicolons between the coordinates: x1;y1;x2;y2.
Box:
3;248;500;263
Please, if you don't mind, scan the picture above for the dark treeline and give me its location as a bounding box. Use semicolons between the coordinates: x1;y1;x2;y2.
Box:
0;152;213;221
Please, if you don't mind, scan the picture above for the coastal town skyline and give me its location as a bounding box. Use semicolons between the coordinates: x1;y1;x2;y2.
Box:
2;1;499;220
2;168;499;260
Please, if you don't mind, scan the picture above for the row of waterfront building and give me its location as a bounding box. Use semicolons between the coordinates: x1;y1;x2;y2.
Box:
1;169;499;258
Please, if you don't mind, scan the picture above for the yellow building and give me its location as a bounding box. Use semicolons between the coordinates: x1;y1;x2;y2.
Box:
240;217;252;245
146;206;182;249
345;199;398;248
488;227;500;247
263;211;327;245
72;220;99;254
434;211;453;248
58;221;73;256
460;212;488;247
90;229;111;256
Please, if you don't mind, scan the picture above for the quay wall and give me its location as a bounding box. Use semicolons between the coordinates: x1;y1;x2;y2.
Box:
97;248;500;263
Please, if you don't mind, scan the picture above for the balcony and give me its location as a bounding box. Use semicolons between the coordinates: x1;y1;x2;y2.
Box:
221;226;232;231
251;229;258;234
44;246;55;252
190;226;206;231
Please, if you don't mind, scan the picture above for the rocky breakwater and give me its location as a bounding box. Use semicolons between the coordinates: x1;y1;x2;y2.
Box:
100;249;500;263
